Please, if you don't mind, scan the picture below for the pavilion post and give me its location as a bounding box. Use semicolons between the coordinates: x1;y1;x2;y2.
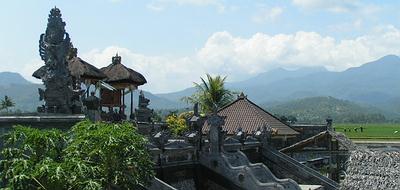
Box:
122;89;125;114
86;84;90;98
121;89;125;114
130;90;134;120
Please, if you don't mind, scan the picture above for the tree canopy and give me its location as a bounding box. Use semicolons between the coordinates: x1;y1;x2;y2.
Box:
0;120;154;190
0;95;15;112
182;74;235;113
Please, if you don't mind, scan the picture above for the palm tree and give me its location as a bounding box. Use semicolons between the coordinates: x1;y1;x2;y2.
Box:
1;95;15;113
183;74;235;113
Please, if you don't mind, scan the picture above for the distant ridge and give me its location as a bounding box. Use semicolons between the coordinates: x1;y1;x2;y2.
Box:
0;72;31;85
155;55;400;118
0;55;399;119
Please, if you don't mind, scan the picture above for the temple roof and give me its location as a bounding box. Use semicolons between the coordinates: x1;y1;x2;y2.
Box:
68;56;106;80
100;54;147;88
202;94;299;136
32;66;46;79
33;48;106;81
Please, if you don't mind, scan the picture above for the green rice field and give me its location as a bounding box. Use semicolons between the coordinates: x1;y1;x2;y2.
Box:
334;123;400;140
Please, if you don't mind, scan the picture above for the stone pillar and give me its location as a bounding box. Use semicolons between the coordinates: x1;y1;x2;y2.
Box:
83;91;101;122
207;108;225;154
326;118;333;131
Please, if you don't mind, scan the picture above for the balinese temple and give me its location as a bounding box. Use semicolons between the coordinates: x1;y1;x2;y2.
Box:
100;54;147;119
202;93;299;148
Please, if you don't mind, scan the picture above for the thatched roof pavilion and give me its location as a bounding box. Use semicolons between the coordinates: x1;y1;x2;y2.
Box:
100;54;147;89
100;53;147;118
33;48;106;83
68;48;106;82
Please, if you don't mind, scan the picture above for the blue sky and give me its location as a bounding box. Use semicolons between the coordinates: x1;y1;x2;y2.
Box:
1;0;400;93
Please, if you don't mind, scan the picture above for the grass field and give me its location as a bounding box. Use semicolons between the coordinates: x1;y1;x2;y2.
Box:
334;123;400;140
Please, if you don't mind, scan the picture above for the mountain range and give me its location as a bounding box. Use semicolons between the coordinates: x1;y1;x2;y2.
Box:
155;55;400;118
0;55;399;121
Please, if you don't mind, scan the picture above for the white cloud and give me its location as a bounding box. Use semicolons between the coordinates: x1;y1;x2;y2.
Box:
21;59;42;84
80;47;201;93
147;0;226;13
292;0;357;12
13;26;400;93
74;26;400;93
292;0;380;14
252;7;283;23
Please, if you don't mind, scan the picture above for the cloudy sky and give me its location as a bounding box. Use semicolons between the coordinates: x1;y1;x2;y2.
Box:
1;0;400;93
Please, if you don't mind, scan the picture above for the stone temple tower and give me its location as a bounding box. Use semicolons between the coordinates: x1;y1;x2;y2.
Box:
34;7;75;114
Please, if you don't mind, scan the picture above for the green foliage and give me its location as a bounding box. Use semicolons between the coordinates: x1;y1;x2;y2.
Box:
182;74;235;113
166;114;189;136
0;95;15;112
151;111;163;122
178;111;194;121
0;120;154;190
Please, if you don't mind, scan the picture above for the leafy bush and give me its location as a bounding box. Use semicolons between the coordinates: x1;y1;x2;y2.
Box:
166;114;189;136
0;120;154;190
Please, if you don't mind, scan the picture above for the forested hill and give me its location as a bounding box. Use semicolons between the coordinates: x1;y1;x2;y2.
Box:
266;96;388;123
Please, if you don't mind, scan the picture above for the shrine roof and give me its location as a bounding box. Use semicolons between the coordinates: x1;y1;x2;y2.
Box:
100;54;147;87
202;94;299;136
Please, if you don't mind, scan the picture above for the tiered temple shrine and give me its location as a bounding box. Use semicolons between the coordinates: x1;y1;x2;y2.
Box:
33;7;147;121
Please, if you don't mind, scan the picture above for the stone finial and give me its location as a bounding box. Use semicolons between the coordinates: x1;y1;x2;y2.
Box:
136;90;153;122
326;117;333;131
112;53;121;64
238;92;247;99
68;46;78;60
193;102;199;116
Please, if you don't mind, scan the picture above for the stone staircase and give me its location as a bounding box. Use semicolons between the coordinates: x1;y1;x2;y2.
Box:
199;150;302;190
262;146;339;190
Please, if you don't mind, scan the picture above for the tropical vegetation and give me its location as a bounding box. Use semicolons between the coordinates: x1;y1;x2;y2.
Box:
166;112;193;136
0;95;15;112
182;74;235;114
0;120;154;190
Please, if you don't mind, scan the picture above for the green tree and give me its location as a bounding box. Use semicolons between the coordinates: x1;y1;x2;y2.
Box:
1;95;15;112
0;120;154;190
182;74;235;113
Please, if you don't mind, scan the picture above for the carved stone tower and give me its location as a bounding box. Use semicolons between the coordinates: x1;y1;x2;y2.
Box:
135;90;154;122
36;7;75;114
